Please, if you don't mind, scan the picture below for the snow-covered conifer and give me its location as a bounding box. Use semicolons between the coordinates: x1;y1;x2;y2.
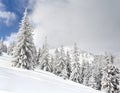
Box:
65;51;71;78
7;41;16;55
101;65;120;93
53;48;60;75
90;55;103;90
82;60;92;86
12;9;36;70
55;46;68;78
70;43;81;83
39;37;52;72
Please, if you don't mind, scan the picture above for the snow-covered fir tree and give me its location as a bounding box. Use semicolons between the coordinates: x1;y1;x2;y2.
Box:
41;50;52;72
36;48;42;67
2;44;7;53
0;40;7;53
82;60;92;86
12;9;36;70
90;55;103;90
70;43;81;83
101;64;120;93
103;52;113;66
50;55;54;72
101;53;119;93
65;51;71;78
37;48;41;62
55;46;68;79
7;41;16;55
53;48;60;75
60;65;69;79
38;37;52;72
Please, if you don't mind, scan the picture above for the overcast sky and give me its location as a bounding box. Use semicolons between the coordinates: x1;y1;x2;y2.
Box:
2;0;120;54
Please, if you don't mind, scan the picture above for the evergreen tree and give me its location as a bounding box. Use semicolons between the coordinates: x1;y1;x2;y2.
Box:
7;41;15;55
50;55;54;72
55;46;68;78
65;51;71;78
82;60;92;86
41;50;52;72
2;44;7;53
53;48;60;75
39;37;52;72
12;9;36;70
36;48;42;67
91;55;103;90
101;65;120;93
70;43;81;83
101;53;119;93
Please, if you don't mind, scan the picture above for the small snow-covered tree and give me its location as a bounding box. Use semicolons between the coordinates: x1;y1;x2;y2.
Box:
36;48;42;67
50;55;54;72
53;48;60;75
2;44;7;53
90;55;103;90
7;41;16;55
101;65;120;93
65;51;71;78
82;60;92;86
70;43;81;83
55;46;68;79
41;50;52;72
38;37;52;72
12;9;36;70
60;65;68;79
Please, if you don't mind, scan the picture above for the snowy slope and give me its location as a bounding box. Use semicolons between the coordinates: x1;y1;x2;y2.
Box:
0;53;103;93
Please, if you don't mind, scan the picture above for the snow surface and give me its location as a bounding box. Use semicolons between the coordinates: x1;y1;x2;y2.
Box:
0;53;104;93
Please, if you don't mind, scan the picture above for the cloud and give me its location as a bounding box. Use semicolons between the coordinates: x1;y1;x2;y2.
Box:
4;32;17;46
27;0;120;53
0;1;16;26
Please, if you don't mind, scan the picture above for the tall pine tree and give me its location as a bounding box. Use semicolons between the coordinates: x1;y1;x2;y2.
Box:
12;9;36;70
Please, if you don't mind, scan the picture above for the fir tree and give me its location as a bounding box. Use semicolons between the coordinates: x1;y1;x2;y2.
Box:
7;41;16;55
82;60;92;86
70;43;81;83
55;46;68;78
91;55;103;90
101;53;119;93
101;65;120;93
53;48;60;75
39;37;52;72
12;9;36;70
66;51;71;78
